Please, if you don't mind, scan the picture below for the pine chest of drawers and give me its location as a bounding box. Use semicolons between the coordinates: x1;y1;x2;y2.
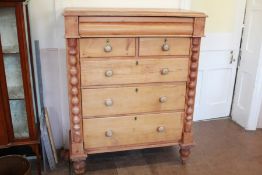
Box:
64;8;206;174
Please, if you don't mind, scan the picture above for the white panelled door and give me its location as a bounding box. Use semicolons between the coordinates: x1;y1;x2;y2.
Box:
194;34;238;120
232;0;262;130
193;0;247;121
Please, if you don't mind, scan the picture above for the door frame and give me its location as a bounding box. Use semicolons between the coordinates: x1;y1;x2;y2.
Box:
245;49;262;129
231;0;262;130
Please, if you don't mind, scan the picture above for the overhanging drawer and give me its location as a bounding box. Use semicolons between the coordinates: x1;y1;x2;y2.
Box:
79;17;194;37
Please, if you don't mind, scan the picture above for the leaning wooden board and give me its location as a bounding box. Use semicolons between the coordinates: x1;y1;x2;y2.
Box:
64;8;206;174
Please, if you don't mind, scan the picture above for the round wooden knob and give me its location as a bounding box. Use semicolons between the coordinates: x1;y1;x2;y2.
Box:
162;43;170;51
105;130;113;137
157;126;165;132
159;96;167;103
104;45;112;52
104;99;113;107
105;70;113;77
161;68;169;75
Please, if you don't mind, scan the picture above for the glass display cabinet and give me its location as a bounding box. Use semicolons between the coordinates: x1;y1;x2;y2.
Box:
0;1;40;173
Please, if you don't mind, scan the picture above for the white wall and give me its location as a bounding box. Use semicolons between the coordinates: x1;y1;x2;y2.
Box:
28;0;182;148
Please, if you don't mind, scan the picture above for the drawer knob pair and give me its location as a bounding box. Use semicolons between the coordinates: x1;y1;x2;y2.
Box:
157;126;165;132
161;68;169;75
105;130;113;137
159;96;167;103
105;99;113;107
104;39;112;52
105;70;113;77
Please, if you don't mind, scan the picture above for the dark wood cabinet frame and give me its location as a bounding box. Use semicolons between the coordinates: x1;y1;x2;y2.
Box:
0;1;41;174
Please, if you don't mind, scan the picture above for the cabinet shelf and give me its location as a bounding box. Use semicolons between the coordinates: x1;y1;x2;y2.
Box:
3;50;20;54
2;47;19;54
9;98;25;101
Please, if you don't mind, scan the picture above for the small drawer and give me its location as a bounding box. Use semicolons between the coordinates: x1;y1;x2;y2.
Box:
83;112;183;151
80;58;189;86
80;38;135;58
82;84;186;117
139;37;191;56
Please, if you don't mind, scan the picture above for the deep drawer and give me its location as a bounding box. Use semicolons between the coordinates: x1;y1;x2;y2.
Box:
80;58;189;86
81;84;186;117
83;112;183;151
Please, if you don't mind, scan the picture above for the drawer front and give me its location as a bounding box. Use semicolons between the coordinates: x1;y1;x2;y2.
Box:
80;38;135;58
81;58;189;86
139;38;191;56
82;84;186;117
83;112;183;150
79;17;194;37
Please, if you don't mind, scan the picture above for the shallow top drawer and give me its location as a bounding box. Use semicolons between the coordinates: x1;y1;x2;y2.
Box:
79;17;194;37
80;38;135;58
139;37;191;56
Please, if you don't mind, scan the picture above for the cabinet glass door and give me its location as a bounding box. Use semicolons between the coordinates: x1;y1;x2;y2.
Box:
0;7;29;138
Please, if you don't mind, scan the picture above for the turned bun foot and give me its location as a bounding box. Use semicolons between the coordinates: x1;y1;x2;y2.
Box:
179;146;191;164
73;160;86;174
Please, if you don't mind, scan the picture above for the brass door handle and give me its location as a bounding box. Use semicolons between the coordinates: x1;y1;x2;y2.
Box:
230;50;236;64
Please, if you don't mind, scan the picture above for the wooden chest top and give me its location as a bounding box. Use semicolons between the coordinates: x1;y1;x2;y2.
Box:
64;8;207;17
64;8;206;38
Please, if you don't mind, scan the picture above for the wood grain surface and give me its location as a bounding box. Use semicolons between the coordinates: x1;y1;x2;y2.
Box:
80;58;189;86
139;38;191;56
80;38;135;57
81;84;186;117
83;112;183;151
